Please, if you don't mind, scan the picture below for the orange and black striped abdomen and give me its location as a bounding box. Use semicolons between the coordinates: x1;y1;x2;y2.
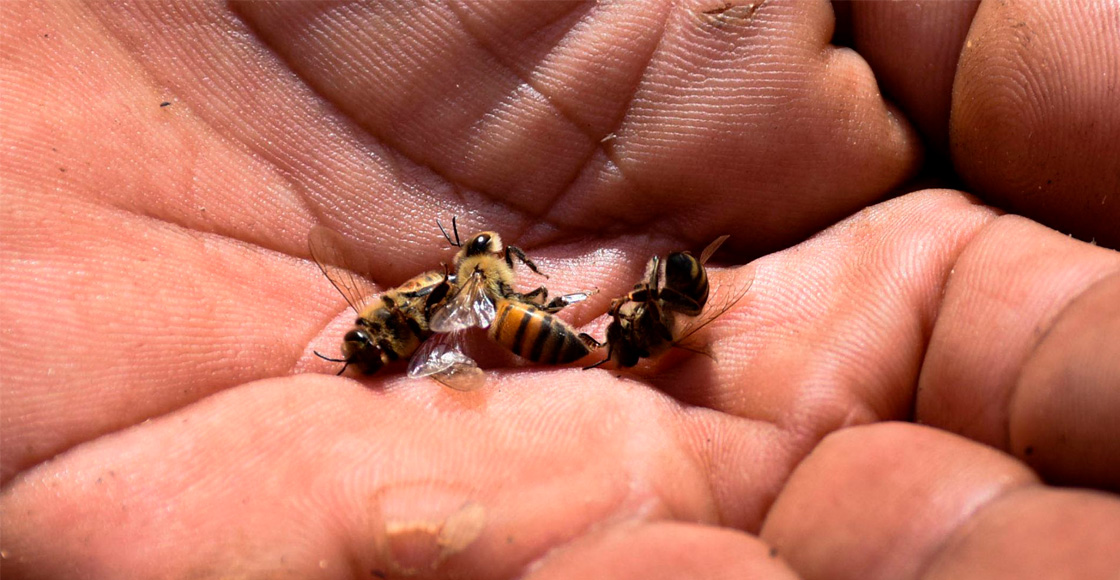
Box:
663;251;708;315
489;299;592;364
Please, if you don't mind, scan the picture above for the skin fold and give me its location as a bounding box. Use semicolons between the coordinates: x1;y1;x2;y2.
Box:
2;1;1118;578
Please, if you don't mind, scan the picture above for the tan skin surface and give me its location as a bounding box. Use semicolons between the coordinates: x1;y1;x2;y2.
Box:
2;1;1118;578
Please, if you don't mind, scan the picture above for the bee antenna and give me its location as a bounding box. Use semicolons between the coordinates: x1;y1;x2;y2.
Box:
314;350;346;363
314;350;350;375
438;216;463;248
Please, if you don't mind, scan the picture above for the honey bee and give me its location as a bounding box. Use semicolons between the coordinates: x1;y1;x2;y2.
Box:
407;218;597;378
427;218;588;332
309;225;452;376
590;235;748;368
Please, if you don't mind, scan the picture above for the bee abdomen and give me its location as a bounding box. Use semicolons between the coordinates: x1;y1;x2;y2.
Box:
489;300;591;365
397;270;446;294
664;252;709;313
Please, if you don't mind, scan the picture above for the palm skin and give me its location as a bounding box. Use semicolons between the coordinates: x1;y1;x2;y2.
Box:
2;1;1119;579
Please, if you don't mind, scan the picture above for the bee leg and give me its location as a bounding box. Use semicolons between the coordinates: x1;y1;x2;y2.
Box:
519;286;549;305
423;274;454;311
506;245;550;279
578;333;602;349
583;357;610;370
539;291;595;313
516;287;591;313
581;335;611;369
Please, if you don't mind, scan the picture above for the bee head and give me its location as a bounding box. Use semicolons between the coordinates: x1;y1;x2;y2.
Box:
340;328;385;374
464;231;502;257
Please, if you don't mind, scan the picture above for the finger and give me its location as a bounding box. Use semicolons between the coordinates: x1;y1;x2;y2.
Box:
1;2;318;256
1012;271;1120;490
6;1;456;270
235;0;921;252
0;373;790;577
639;189;996;428
523;521;797;580
917;216;1120;488
761;422;1120;580
0;2;454;484
844;0;980;154
951;0;1120;248
0;197;328;484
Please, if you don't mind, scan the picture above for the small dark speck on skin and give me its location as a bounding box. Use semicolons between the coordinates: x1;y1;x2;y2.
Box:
43;33;49;38
769;547;778;558
371;570;386;579
59;167;66;172
507;535;514;544
160;101;171;107
1024;446;1034;456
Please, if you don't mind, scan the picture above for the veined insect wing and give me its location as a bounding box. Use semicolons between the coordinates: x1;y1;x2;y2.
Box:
699;234;730;265
407;331;484;391
308;225;379;314
429;274;497;332
671;273;753;357
643;255;662;291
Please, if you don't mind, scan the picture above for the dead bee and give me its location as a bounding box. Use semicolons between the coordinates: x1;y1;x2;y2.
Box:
309;225;452;376
427;218;587;332
590;235;748;368
409;219;597;380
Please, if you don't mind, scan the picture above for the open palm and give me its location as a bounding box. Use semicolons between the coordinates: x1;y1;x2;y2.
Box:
3;2;1119;578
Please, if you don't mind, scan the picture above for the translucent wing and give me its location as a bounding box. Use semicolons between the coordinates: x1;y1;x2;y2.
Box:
538;289;597;311
407;331;484;392
672;273;753;355
428;273;496;332
563;291;596;304
308;225;378;313
699;235;729;265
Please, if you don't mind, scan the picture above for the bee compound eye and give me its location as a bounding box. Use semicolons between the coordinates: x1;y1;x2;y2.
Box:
344;329;371;346
470;233;492;254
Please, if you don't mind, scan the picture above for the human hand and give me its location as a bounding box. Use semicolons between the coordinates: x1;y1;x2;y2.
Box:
3;1;1118;578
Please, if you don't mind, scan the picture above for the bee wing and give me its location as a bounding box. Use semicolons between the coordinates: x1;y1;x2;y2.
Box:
699;235;730;265
308;225;378;313
672;272;753;355
407;331;484;392
563;288;599;303
428;273;496;332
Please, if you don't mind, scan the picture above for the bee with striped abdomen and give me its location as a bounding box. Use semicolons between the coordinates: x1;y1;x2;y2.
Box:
408;219;597;380
427;218;587;332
